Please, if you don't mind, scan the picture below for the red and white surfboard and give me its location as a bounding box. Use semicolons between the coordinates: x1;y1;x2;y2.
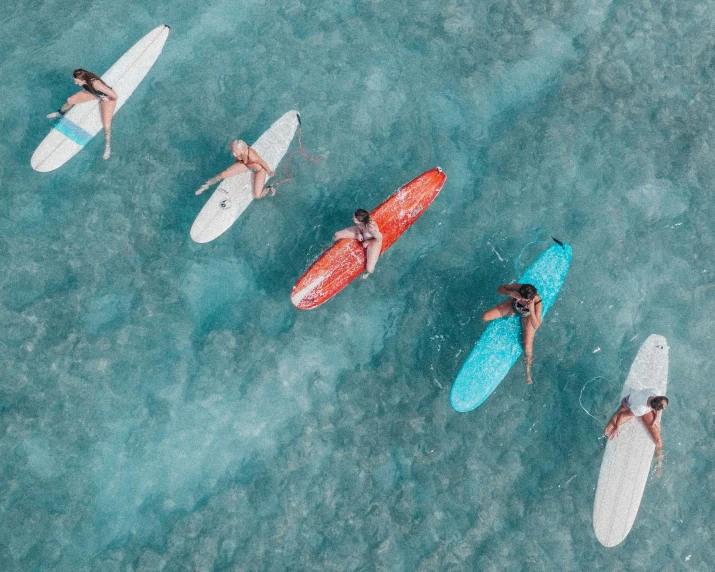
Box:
291;167;447;310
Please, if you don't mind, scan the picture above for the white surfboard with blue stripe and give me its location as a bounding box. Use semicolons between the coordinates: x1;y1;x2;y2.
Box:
450;242;572;413
31;25;170;172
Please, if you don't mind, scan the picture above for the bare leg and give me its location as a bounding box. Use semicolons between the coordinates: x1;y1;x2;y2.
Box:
100;98;117;160
521;317;537;384
482;299;516;322
68;91;97;105
252;170;270;199
47;91;95;118
604;402;634;439
362;239;383;277
333;227;359;241
195;163;249;195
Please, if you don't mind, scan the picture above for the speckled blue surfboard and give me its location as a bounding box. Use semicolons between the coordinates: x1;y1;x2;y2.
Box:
450;242;572;413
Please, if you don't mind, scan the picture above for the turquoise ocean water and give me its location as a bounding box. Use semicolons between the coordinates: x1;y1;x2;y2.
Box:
1;0;714;570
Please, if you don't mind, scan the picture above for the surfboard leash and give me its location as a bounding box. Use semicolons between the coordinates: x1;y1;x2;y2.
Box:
267;114;324;192
513;227;565;278
578;376;612;429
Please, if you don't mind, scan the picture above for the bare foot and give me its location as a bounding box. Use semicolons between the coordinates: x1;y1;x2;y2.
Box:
103;146;111;160
46;111;61;119
195;184;209;196
361;272;370;280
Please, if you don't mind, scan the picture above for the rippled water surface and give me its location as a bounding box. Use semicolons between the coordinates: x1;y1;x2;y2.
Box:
1;1;713;570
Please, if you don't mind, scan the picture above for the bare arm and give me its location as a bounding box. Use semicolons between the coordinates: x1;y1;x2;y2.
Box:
195;162;249;195
366;222;382;242
249;150;274;177
641;411;664;477
527;297;542;329
497;284;522;297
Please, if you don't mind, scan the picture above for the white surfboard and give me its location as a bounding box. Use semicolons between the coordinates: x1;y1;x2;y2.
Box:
593;334;669;547
32;25;170;172
190;110;300;243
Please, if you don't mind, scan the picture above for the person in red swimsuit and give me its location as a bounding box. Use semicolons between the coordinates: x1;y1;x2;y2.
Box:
195;139;274;198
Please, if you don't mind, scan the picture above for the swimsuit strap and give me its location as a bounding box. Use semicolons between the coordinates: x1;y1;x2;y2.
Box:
84;78;110;99
513;296;538;314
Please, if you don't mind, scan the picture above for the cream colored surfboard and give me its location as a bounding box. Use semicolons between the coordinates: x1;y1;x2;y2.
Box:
190;110;300;243
593;334;669;547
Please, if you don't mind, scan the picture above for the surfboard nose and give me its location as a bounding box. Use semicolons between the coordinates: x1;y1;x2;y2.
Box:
645;334;668;351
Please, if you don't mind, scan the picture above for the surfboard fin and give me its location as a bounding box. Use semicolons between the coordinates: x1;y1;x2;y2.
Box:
551;236;564;248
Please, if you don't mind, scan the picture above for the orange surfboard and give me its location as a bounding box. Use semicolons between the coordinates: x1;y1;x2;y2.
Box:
291;167;447;309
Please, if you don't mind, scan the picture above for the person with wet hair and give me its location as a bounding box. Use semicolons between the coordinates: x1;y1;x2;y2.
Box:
195;139;274;198
604;389;669;477
333;209;383;278
482;283;542;384
46;69;118;160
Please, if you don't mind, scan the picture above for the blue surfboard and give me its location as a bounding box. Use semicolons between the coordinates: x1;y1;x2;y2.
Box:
450;242;572;412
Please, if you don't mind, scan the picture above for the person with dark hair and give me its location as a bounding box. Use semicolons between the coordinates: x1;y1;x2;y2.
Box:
333;209;383;278
47;69;118;160
195;139;274;198
482;283;542;384
604;390;668;476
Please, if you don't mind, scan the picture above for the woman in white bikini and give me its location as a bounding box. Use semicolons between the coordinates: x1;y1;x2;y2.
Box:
333;209;383;278
482;283;542;384
195;140;275;198
46;69;118;160
604;391;668;477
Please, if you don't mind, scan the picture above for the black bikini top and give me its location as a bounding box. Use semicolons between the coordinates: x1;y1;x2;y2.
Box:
82;78;111;100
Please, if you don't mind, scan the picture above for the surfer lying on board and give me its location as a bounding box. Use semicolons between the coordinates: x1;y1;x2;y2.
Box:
195;140;275;198
482;283;542;384
333;209;383;279
46;69;118;160
604;390;668;477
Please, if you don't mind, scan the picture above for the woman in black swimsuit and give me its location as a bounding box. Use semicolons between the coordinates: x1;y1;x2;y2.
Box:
482;283;542;384
47;69;118;160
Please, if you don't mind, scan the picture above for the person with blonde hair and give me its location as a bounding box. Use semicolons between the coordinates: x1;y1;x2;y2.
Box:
47;68;118;159
195;139;274;198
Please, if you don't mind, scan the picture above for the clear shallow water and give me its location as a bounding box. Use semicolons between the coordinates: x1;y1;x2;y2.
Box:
1;0;713;570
